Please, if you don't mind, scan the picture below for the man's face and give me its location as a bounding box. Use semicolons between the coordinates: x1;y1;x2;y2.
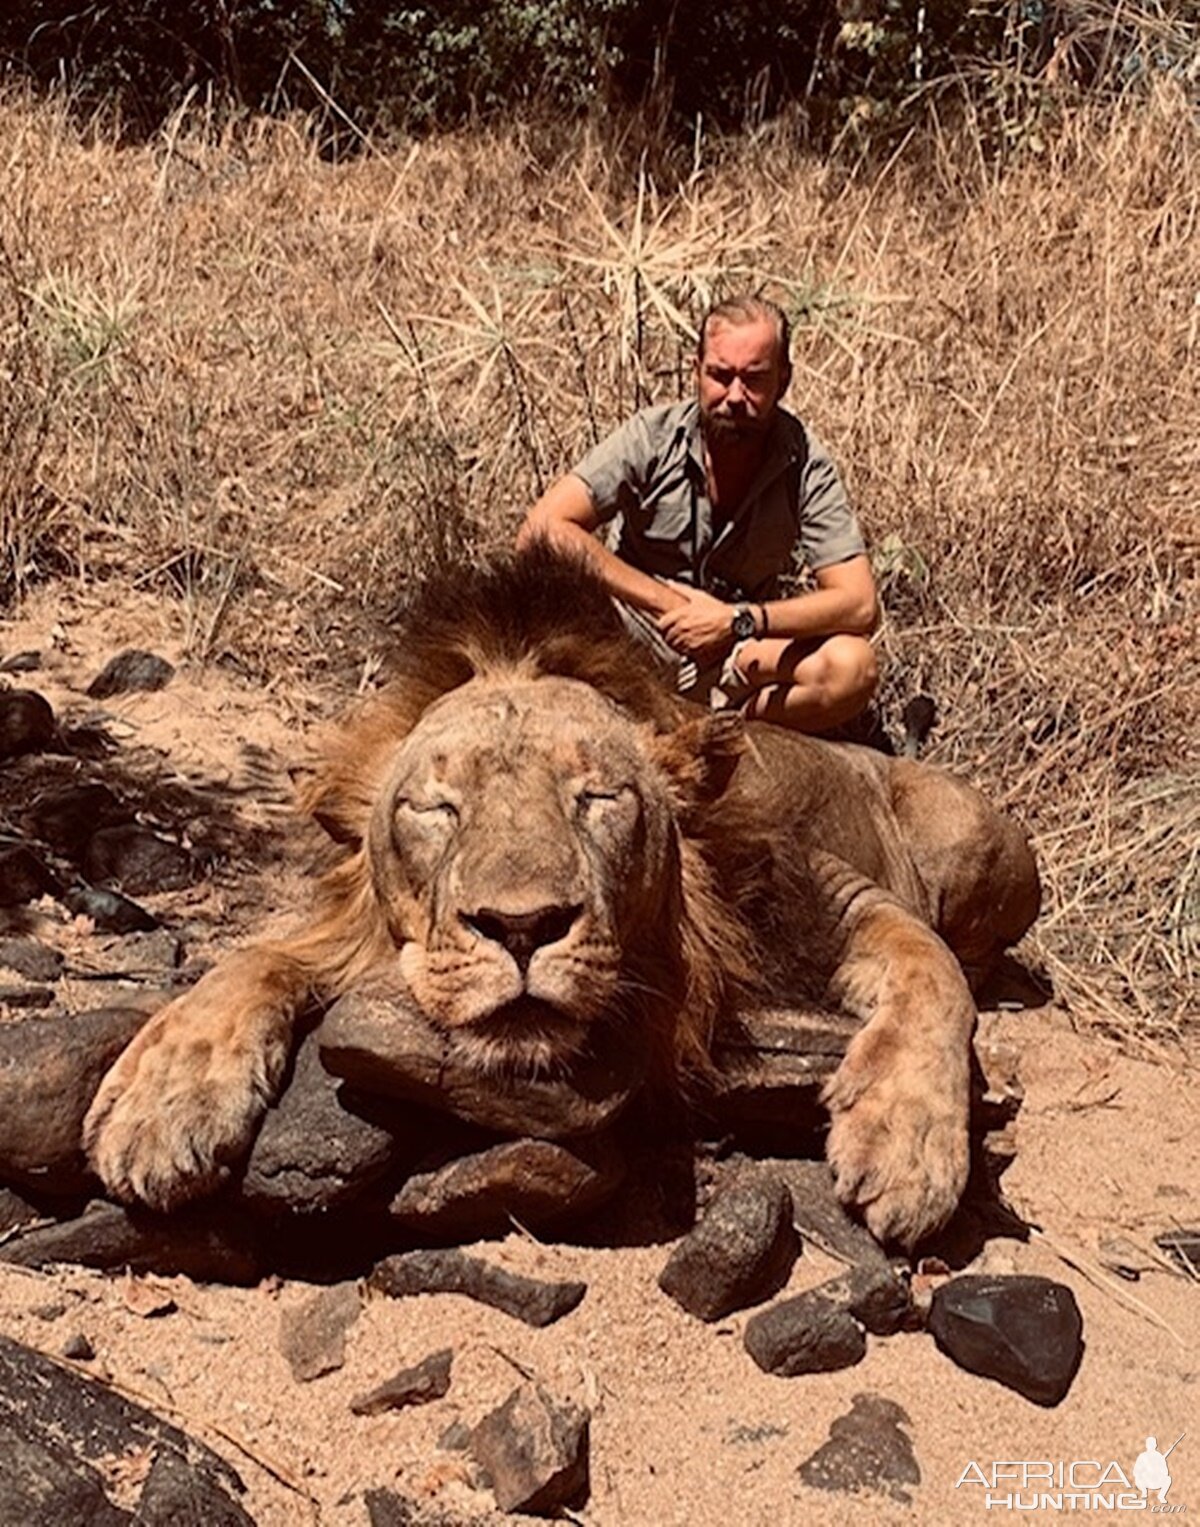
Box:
695;316;790;444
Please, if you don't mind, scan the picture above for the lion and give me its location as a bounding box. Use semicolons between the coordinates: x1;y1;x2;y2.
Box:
84;545;1040;1250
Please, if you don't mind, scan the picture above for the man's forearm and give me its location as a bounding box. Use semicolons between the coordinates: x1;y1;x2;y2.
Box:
760;585;877;642
528;518;686;617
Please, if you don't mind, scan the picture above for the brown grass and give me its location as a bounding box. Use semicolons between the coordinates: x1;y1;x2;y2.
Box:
0;82;1195;1047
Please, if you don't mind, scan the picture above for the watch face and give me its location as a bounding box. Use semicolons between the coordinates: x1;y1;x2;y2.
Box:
732;606;756;642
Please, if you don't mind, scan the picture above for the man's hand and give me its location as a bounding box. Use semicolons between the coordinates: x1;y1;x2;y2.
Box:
656;584;735;661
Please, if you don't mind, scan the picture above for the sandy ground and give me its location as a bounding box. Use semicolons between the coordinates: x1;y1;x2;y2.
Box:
1;588;1196;1526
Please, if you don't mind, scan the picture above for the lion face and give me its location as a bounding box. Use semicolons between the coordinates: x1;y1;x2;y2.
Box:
366;676;681;1073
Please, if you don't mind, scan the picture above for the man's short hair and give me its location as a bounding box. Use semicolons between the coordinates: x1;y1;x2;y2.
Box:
698;295;791;367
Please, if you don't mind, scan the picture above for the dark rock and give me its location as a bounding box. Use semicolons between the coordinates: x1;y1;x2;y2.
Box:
659;1174;798;1321
369;1249;586;1328
242;1028;410;1214
135;1445;258;1526
0;1333;251;1521
0;1185;41;1234
62;1332;95;1360
1155;1227;1200;1278
63;885;159;933
0;1005;149;1192
0;650;41;673
798;1392;921;1505
470;1382;589;1516
24;782;130;855
0;1199;263;1284
365;1490;495;1527
87;650;176;699
350;1347;453;1415
389;1135;625;1241
815;1262;913;1337
0;937;65;982
763;1158;891;1270
278;1282;362;1381
320;987;644;1140
82;824;198;896
439;1420;472;1451
82;929;184;980
0;843;62;906
743;1288;867;1377
0;689;56;759
928;1274;1084;1406
0;983;55;1008
708;1007;856;1132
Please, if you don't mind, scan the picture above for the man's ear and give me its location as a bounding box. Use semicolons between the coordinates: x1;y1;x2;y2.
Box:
650;710;746;815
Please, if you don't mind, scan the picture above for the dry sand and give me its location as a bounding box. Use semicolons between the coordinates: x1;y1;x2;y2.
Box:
1;589;1195;1526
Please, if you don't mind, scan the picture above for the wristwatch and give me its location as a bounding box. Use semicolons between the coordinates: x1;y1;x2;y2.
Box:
731;604;758;642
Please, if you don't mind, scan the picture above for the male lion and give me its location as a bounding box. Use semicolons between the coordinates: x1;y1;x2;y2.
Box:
84;547;1040;1250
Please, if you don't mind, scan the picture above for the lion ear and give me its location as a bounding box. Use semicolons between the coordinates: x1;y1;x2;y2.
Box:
651;710;746;809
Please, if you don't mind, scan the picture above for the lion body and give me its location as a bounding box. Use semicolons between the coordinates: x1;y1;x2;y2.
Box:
85;549;1040;1249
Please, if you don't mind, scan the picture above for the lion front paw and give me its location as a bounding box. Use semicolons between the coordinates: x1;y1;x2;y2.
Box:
823;1023;969;1251
83;995;290;1211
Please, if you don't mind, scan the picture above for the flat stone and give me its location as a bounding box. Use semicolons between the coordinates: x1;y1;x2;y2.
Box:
0;1005;149;1192
798;1392;921;1505
708;1007;857;1129
389;1135;625;1241
0;1333;251;1522
87;650;176;699
0;938;65;982
659;1174;798;1321
319;987;644;1140
369;1249;586;1328
0;1186;41;1235
0;650;41;673
470;1382;589;1515
743;1287;867;1377
278;1282;363;1382
82;824;198;896
0;844;62;906
63;885;159;933
0;1199;263;1284
928;1274;1084;1406
24;782;130;856
0;689;56;759
0;984;55;1008
242;1028;412;1214
760;1158;891;1270
350;1348;453;1415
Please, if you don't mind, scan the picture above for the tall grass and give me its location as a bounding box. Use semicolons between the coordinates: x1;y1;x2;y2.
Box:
0;82;1194;1043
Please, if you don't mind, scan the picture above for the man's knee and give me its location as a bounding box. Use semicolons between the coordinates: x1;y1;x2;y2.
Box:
813;634;879;708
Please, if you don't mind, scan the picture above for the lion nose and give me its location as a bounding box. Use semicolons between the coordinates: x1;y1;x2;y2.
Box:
461;903;582;972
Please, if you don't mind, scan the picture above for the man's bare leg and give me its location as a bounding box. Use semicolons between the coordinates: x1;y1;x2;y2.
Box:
734;633;878;733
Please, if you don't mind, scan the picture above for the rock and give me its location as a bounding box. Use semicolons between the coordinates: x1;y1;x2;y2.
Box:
24;782;130;856
0;983;55;1008
813;1262;913;1337
0;689;56;758
0;1005;150;1192
708;1007;857;1132
365;1490;492;1527
470;1382;589;1516
241;1028;411;1214
0;1333;252;1523
0;1186;41;1235
87;649;176;699
61;1332;95;1360
319;987;644;1140
0;843;62;906
350;1348;453;1415
369;1249;586;1328
0;1200;263;1284
63;885;159;933
0;937;65;982
81;929;184;980
278;1282;362;1381
928;1274;1084;1406
798;1392;921;1505
659;1174;798;1321
81;823;198;896
0;650;41;673
389;1135;625;1241
743;1288;867;1377
762;1158;891;1270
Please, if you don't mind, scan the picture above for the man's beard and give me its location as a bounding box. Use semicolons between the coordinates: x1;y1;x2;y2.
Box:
702;408;771;444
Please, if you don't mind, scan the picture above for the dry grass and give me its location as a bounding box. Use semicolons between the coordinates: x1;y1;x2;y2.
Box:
0;83;1195;1046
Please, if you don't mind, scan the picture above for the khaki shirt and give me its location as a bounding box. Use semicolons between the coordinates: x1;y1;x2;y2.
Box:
571;400;864;601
